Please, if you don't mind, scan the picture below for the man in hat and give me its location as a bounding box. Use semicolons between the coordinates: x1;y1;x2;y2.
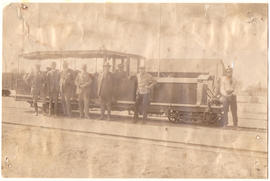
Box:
220;66;238;127
47;62;60;116
75;64;93;119
24;64;44;116
133;66;156;122
40;66;52;115
98;62;114;120
60;61;74;117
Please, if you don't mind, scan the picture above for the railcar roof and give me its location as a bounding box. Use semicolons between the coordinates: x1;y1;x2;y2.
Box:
146;58;225;77
20;50;145;60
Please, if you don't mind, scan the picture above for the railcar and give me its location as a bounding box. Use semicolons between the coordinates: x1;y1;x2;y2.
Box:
12;49;224;126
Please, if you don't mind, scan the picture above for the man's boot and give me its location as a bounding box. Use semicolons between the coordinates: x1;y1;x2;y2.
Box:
34;103;38;116
142;114;147;124
107;113;111;121
49;103;52;116
54;103;58;116
99;108;105;120
107;107;111;121
42;104;46;115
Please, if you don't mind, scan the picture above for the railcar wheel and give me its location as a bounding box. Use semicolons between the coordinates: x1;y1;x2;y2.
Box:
167;109;182;123
204;112;222;126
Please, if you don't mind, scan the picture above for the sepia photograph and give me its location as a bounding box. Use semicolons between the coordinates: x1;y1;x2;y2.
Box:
1;2;268;178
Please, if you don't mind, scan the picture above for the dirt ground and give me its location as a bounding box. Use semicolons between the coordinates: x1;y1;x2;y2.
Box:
1;123;267;178
1;97;267;178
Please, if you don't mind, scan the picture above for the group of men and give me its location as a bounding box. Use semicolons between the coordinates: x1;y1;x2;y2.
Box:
24;61;237;126
24;61;157;122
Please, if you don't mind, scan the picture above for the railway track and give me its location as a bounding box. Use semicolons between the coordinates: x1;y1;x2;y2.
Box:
2;121;267;158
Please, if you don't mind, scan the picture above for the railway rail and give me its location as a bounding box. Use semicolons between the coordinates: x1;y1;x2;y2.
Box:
3;103;267;133
2;121;267;159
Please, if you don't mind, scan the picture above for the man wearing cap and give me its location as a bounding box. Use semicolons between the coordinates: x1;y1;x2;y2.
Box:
47;62;60;116
98;62;114;120
75;64;93;119
133;66;156;122
60;61;74;117
220;66;238;127
24;64;44;116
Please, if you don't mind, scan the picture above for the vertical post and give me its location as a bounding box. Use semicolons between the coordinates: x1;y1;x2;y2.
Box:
112;57;116;72
158;4;161;78
127;57;130;76
137;58;140;73
103;54;106;71
16;55;20;98
95;58;97;73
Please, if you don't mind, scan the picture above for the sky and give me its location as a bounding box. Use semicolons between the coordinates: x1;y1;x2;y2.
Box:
2;3;268;89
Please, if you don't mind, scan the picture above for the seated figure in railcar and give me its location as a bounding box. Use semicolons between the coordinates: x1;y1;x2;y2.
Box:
113;63;128;100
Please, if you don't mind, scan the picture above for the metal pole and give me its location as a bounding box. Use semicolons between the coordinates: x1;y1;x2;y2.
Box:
157;4;161;78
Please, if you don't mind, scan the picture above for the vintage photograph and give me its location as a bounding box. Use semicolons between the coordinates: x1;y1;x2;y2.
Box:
2;2;268;178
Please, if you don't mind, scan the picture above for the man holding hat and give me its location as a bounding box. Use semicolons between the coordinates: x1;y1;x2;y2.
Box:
134;66;156;122
220;66;238;127
75;64;93;119
98;62;114;120
24;64;44;116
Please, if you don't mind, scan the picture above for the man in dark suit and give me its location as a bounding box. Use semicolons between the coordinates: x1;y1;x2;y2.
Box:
98;62;114;120
60;61;74;117
24;64;45;116
47;62;60;116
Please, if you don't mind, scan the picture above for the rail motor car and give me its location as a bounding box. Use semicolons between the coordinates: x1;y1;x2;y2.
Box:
12;49;225;126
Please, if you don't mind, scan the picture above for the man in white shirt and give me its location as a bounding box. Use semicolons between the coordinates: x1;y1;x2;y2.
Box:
75;64;93;119
133;66;156;122
220;66;238;127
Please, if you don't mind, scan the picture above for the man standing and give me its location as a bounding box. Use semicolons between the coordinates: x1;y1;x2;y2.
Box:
47;62;60;116
37;67;50;115
24;64;44;116
98;63;114;120
60;61;74;117
220;66;238;127
133;66;156;122
75;64;93;119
